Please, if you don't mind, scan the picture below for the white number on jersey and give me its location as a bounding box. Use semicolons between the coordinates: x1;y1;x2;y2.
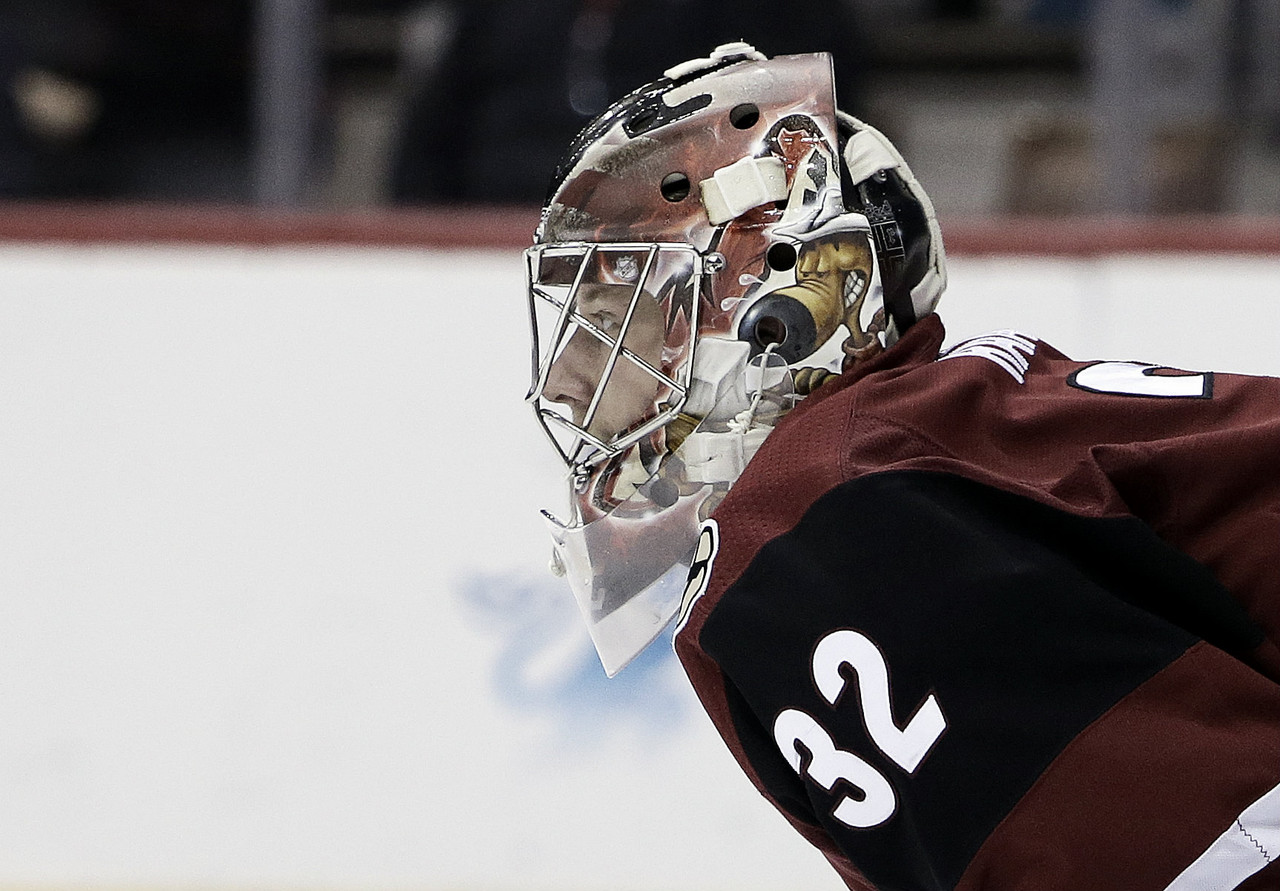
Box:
774;708;899;828
773;629;947;830
1068;361;1213;399
812;630;947;774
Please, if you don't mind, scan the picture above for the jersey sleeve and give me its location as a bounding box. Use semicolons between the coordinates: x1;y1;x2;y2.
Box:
1059;361;1280;667
875;335;1280;676
674;320;1280;891
681;471;1280;891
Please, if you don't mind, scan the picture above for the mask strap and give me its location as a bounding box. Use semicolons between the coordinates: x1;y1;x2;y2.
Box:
729;341;782;434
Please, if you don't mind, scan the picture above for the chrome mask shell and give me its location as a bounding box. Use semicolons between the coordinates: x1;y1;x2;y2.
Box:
527;45;881;675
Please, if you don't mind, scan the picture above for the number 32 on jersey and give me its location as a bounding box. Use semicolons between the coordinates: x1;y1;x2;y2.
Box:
773;629;946;830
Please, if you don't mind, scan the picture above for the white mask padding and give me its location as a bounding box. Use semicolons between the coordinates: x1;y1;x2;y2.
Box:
837;111;948;323
662;41;767;80
682;337;752;420
700;155;789;226
678;349;793;485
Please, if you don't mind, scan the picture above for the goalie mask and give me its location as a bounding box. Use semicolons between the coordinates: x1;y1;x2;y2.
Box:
526;43;946;675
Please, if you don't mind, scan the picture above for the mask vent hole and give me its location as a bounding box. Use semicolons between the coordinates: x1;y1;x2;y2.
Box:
752;316;787;348
766;242;797;271
628;107;660;133
661;172;691;202
730;103;760;129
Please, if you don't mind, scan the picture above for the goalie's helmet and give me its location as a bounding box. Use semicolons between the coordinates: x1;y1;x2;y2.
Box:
525;43;946;675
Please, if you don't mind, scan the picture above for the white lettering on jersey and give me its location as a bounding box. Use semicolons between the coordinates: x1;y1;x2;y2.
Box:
674;519;719;636
1068;361;1214;399
938;330;1038;384
773;628;947;830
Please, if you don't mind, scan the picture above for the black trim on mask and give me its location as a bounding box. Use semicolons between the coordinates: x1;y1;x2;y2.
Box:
837;119;931;337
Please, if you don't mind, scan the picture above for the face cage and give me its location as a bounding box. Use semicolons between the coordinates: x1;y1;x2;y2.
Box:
525;242;704;486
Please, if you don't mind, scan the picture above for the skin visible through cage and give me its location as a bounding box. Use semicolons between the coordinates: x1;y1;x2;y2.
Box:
542;282;668;444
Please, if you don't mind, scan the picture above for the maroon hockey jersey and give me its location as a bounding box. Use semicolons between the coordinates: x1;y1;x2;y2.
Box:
673;314;1280;891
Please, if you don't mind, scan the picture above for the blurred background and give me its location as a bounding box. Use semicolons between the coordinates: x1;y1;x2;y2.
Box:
1;0;1277;216
2;4;1279;891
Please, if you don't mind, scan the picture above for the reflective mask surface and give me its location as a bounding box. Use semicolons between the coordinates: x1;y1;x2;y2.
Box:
527;241;799;674
524;49;900;675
